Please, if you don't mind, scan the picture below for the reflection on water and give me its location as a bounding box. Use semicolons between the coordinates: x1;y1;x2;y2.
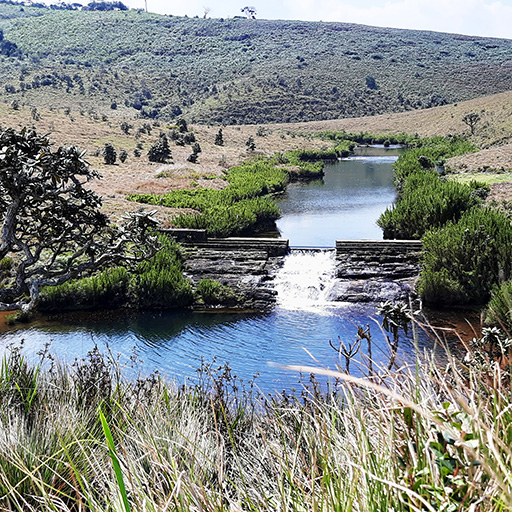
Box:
276;148;399;246
0;147;466;395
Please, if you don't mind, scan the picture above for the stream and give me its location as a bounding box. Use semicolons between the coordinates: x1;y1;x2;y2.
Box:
0;147;448;394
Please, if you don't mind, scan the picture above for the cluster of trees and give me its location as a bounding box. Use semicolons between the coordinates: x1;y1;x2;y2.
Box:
0;0;128;11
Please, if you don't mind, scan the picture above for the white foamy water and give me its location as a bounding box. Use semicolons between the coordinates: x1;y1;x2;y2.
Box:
273;249;336;310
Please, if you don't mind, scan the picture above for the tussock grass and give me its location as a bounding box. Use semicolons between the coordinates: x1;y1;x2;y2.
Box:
1;327;512;511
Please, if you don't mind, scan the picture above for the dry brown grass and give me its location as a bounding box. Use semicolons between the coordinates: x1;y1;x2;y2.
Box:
3;89;512;217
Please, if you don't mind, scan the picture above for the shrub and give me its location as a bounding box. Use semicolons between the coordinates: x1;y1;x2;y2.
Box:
148;134;172;163
377;171;484;239
377;136;481;239
214;128;224;146
103;143;116;165
39;236;193;312
119;149;128;163
418;208;512;306
245;135;255;152
486;280;512;331
195;278;236;305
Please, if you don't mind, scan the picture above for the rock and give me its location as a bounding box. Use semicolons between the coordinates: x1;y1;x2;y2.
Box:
327;279;416;303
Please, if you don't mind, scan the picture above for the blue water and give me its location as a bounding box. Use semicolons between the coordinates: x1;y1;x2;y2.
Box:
1;306;431;394
276;149;398;247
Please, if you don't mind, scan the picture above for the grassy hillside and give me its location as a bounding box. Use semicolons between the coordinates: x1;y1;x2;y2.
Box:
0;2;512;124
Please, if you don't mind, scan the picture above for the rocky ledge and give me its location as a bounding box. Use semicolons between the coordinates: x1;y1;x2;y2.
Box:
182;238;289;311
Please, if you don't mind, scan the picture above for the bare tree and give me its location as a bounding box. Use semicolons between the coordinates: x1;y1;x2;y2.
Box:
241;6;257;19
203;6;211;18
0;127;159;312
462;111;481;135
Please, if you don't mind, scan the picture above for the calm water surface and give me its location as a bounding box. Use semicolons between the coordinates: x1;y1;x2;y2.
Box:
276;147;399;246
2;306;435;394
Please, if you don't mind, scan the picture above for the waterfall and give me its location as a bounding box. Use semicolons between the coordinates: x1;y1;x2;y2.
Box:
273;249;336;310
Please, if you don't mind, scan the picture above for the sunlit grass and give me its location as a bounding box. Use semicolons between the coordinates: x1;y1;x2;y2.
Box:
1;323;512;511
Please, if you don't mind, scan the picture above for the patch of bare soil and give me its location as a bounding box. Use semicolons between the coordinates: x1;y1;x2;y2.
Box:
487;182;512;202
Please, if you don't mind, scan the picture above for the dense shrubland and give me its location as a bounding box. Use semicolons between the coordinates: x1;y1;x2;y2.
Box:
1;3;512;123
376;136;512;309
418;208;512;305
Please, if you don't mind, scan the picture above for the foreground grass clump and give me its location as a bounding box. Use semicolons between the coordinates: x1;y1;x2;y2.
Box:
1;336;512;511
129;160;287;237
38;235;193;311
418;207;512;306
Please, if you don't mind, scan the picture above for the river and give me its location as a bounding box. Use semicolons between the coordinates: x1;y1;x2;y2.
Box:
1;146;443;394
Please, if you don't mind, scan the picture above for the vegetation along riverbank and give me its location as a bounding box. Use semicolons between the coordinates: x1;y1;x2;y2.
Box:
2;5;512;508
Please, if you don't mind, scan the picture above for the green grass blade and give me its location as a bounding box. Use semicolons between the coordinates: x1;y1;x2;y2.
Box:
99;407;131;512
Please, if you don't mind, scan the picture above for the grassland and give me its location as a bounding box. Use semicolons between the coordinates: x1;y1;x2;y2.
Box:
1;2;512;125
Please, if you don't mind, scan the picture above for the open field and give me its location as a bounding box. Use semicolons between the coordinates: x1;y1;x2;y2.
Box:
2;88;512;222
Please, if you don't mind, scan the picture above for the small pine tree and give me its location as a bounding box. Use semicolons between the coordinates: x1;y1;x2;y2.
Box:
187;142;201;163
147;133;172;163
246;135;256;152
214;128;224;146
119;149;128;163
176;118;188;133
184;132;196;144
103;143;116;165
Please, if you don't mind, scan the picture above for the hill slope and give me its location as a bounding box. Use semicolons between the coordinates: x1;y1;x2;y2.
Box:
0;3;512;124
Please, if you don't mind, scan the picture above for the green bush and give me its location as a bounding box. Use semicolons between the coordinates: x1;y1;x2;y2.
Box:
38;236;193;312
418;208;512;306
195;278;236;305
377;137;481;239
39;266;130;311
130;237;193;309
377;171;485;239
485;280;512;332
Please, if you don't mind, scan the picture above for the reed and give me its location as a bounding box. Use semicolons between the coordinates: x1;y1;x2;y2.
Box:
1;322;512;511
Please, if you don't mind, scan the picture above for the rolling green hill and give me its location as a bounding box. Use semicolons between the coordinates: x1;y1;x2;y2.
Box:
0;2;511;124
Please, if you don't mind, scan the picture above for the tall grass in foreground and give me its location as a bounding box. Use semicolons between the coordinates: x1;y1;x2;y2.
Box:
1;334;512;511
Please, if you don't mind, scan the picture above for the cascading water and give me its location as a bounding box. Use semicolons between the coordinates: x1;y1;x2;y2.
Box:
273;249;337;310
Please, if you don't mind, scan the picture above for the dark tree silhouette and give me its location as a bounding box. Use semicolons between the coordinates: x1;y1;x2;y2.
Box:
241;6;257;19
462;112;481;135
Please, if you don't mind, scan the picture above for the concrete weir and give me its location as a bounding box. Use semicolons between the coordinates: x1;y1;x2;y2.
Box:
336;239;423;279
162;229;290;310
163;229;423;307
331;239;423;303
